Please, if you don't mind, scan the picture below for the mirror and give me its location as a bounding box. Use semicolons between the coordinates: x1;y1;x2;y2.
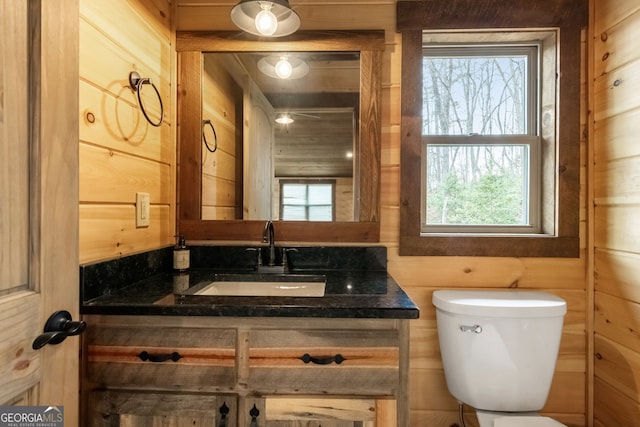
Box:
177;31;384;242
202;51;359;221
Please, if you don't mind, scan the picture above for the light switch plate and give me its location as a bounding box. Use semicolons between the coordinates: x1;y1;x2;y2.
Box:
136;192;150;228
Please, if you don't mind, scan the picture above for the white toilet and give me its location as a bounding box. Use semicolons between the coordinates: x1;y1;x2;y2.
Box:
432;290;568;427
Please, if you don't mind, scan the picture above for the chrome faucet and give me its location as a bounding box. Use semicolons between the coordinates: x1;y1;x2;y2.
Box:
262;220;276;266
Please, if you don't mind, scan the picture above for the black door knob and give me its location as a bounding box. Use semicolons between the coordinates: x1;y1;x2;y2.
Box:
32;310;87;350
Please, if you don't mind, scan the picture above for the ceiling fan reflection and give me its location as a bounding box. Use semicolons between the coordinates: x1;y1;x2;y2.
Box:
275;111;321;124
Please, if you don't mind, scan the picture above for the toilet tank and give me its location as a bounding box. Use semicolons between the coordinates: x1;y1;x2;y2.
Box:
432;290;567;412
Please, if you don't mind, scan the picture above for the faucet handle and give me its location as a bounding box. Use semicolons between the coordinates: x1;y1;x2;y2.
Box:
282;248;298;270
246;247;263;267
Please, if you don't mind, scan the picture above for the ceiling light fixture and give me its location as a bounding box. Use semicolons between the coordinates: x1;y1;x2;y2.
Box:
230;0;301;38
257;55;309;79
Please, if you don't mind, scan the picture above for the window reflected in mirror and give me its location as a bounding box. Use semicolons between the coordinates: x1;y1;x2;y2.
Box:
279;180;337;221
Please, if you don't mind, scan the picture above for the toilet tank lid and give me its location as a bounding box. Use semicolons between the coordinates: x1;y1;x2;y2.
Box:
432;290;567;317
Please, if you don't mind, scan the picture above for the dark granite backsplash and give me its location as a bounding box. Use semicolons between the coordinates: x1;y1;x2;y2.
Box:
80;247;173;302
81;245;387;303
190;245;387;272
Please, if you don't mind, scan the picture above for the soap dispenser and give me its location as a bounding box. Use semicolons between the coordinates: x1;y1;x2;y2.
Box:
173;235;190;273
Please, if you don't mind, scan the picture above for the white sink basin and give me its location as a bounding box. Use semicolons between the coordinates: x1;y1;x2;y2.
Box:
195;274;326;297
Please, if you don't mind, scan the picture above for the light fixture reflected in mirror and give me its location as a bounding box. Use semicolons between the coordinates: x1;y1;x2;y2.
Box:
274;57;293;78
230;0;301;37
257;55;309;79
275;113;294;124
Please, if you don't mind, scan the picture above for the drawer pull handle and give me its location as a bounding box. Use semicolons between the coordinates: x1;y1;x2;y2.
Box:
248;404;260;427
299;353;345;365
138;351;182;363
217;402;229;427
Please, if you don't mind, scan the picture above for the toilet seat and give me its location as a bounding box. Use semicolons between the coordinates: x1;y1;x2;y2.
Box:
476;410;566;427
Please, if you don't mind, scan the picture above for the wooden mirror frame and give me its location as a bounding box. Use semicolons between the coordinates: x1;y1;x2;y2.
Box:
176;31;384;242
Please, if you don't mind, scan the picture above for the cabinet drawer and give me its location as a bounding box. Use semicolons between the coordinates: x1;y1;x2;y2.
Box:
247;329;399;396
86;326;236;390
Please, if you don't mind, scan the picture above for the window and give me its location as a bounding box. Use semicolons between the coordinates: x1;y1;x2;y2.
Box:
280;180;335;221
425;139;538;233
422;44;540;234
397;0;586;257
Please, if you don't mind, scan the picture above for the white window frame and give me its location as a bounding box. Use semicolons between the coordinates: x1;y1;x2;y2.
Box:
420;41;545;235
279;180;336;221
422;135;541;234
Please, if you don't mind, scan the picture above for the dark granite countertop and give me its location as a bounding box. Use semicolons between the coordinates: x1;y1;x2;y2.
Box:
80;246;420;319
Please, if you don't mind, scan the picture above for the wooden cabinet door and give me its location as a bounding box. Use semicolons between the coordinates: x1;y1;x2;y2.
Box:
239;396;393;426
87;391;237;427
264;397;381;427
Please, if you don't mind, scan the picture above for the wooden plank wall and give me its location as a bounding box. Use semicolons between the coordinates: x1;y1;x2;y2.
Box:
202;54;243;220
78;0;175;264
176;1;588;426
592;0;640;425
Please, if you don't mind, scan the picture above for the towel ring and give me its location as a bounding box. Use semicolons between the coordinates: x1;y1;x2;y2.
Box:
203;119;217;153
129;71;163;127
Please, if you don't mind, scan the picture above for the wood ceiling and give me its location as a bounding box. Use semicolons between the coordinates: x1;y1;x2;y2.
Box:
237;51;360;178
273;108;355;177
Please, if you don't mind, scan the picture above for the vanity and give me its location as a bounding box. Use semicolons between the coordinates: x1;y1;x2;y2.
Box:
79;29;417;427
80;246;419;427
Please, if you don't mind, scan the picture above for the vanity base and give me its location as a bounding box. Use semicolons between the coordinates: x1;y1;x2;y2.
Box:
81;315;410;427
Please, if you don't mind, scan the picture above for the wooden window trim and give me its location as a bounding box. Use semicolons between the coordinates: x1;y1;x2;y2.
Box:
397;0;587;257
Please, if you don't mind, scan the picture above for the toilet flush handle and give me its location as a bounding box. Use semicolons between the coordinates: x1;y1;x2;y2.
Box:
460;324;483;333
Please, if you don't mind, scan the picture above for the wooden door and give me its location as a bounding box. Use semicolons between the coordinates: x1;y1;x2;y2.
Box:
243;77;275;220
0;0;80;424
